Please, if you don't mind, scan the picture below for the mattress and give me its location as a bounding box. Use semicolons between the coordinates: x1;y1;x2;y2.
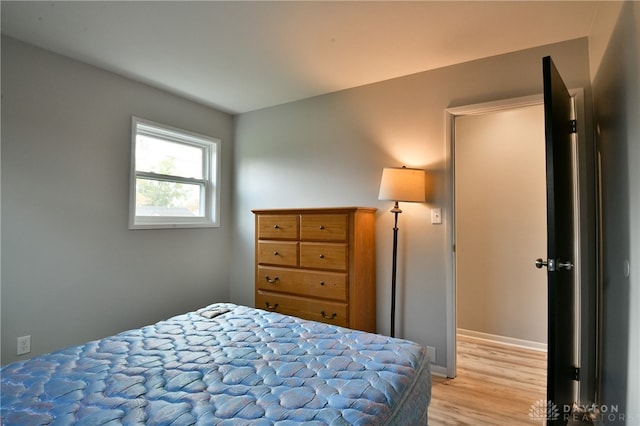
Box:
1;303;430;425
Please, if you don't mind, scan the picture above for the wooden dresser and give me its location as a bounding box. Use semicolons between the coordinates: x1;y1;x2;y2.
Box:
253;207;376;332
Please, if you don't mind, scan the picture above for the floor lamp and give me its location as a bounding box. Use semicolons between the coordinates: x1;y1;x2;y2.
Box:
378;166;426;338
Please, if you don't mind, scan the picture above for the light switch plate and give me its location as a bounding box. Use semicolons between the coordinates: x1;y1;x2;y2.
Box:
431;208;442;224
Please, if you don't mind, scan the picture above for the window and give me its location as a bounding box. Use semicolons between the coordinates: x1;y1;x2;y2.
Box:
129;117;220;229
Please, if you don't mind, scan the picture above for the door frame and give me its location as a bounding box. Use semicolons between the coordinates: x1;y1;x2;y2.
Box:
444;90;588;388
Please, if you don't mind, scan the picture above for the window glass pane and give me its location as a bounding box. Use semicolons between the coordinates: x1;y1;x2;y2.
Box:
135;178;202;217
136;135;203;179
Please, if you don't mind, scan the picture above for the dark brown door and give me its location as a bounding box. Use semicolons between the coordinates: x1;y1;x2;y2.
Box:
541;56;576;424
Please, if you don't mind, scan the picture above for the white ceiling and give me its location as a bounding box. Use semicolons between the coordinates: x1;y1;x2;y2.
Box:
2;1;602;114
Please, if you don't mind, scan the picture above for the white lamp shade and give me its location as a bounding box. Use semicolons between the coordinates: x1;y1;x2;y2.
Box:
378;167;426;202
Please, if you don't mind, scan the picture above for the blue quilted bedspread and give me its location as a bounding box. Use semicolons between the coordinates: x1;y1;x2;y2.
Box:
1;304;430;425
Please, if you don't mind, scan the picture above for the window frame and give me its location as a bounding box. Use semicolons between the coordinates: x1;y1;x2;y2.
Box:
129;117;221;229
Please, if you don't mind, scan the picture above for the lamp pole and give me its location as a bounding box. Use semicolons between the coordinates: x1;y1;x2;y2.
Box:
390;201;402;338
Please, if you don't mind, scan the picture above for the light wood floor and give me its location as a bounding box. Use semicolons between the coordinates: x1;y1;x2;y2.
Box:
429;334;547;425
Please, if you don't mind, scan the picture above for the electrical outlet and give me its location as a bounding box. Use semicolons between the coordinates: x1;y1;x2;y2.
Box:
17;335;31;355
426;345;436;363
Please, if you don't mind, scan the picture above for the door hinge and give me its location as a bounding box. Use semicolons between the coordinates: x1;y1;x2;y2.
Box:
570;120;577;133
573;366;580;381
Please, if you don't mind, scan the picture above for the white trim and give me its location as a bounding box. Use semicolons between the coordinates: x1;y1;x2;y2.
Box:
430;365;449;378
457;328;548;352
446;93;544;117
443;108;457;379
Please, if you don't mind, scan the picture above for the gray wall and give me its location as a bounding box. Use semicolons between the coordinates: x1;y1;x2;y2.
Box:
231;38;592;369
1;37;234;364
455;105;547;345
590;2;640;421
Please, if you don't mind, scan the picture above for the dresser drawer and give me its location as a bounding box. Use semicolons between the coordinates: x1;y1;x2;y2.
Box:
257;214;299;240
300;242;348;271
300;214;348;241
257;241;298;266
256;291;348;327
257;266;347;301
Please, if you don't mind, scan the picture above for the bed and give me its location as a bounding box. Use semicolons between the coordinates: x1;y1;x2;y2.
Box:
1;303;430;425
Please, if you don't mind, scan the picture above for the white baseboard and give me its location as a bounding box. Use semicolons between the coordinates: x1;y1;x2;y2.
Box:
430;365;448;377
457;328;547;352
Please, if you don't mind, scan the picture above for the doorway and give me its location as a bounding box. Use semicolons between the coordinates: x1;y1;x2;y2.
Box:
454;103;548;350
445;90;595;409
438;96;552;422
452;100;550;418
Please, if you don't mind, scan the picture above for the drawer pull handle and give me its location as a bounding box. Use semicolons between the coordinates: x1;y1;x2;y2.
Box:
265;275;279;284
319;225;325;230
273;224;280;229
273;251;280;256
321;311;337;320
319;281;325;286
319;254;325;259
265;302;279;310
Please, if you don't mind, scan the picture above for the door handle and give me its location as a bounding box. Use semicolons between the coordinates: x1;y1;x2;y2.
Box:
535;258;555;271
535;258;573;272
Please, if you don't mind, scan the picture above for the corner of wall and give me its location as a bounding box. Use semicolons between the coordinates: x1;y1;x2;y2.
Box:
588;2;625;82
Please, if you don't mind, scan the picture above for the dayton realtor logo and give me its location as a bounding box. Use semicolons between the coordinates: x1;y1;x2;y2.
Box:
529;400;560;421
529;400;623;423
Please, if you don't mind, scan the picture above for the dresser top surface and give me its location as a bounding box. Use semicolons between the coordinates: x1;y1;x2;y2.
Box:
252;207;377;215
